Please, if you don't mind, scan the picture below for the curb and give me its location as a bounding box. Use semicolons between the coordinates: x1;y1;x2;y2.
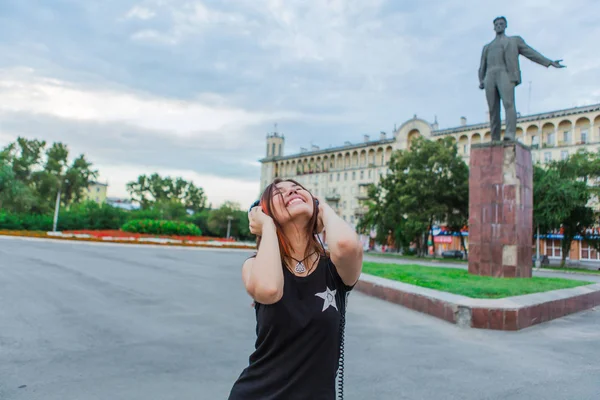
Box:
0;231;257;251
356;273;600;331
537;267;600;277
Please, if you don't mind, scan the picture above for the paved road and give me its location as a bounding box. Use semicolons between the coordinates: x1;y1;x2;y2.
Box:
1;237;599;400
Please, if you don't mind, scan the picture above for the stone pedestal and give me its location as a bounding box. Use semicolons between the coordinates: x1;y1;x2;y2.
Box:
468;142;533;278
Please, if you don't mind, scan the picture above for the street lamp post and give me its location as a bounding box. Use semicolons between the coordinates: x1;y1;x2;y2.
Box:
52;185;61;232
52;177;68;232
226;216;234;239
535;225;541;269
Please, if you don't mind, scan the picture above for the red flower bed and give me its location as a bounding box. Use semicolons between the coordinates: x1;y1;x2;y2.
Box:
63;230;235;242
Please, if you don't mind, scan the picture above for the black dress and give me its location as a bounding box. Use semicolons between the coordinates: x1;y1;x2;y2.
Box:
228;255;354;400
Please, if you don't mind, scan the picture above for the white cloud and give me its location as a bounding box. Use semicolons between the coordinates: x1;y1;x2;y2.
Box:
0;68;300;142
97;163;259;209
125;5;156;20
130;29;177;44
128;1;256;44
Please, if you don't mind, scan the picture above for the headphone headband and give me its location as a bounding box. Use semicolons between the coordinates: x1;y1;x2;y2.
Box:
248;198;319;213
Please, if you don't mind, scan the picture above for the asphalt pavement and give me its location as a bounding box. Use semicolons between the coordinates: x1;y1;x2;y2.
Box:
1;237;599;400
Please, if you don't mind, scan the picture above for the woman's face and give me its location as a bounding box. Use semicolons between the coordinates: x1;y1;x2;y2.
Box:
269;181;315;225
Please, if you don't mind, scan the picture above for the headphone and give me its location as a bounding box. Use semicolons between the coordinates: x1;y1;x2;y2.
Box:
248;198;319;213
249;197;320;234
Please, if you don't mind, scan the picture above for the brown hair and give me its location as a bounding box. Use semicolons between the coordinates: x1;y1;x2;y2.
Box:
255;178;325;269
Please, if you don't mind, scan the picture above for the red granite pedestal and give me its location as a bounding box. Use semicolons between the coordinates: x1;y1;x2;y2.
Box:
468;142;533;278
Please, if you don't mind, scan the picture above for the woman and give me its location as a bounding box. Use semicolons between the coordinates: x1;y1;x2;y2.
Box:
228;178;363;400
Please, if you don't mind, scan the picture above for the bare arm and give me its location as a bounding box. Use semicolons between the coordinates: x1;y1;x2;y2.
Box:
242;211;284;304
319;200;363;286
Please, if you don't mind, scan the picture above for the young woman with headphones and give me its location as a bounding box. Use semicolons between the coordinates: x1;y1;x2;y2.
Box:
228;178;363;400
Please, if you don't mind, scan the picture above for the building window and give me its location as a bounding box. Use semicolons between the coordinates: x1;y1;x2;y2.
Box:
343;201;347;209
352;171;356;180
531;135;539;148
360;170;364;179
278;143;282;155
463;144;468;154
343;215;347;221
545;239;562;259
350;216;355;223
581;130;588;144
563;131;570;144
368;170;372;179
330;174;333;182
337;173;340;181
561;150;569;160
344;172;348;181
581;241;599;261
544;152;552;163
272;143;276;155
547;132;555;146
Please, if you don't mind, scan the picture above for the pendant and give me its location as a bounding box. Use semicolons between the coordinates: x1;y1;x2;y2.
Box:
295;261;307;274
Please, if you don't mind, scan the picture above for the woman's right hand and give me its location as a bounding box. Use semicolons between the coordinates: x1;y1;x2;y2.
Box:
249;206;273;236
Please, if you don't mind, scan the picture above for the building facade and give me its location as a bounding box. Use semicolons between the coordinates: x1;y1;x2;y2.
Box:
83;181;108;204
259;103;600;261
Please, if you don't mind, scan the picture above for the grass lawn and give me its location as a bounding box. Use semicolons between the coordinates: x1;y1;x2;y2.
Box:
362;262;593;299
367;252;467;264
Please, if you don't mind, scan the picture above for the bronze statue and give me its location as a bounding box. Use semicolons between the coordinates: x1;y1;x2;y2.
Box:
479;16;565;141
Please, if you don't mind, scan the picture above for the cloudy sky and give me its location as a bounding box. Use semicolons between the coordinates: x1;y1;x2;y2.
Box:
1;0;598;208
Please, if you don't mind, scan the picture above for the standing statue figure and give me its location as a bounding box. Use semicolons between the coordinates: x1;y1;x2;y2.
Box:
479;16;565;141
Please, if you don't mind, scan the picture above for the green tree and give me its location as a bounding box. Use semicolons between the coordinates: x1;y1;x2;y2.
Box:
534;150;600;267
1;138;47;184
207;201;250;239
126;173;206;212
0;138;97;214
0;164;37;213
359;136;468;256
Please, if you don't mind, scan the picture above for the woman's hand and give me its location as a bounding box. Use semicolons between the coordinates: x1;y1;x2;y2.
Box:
249;206;273;236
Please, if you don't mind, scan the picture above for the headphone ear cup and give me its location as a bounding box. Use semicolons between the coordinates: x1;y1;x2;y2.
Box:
260;201;269;216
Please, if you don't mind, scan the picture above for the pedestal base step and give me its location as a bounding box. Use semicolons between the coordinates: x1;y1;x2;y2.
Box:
356;274;600;331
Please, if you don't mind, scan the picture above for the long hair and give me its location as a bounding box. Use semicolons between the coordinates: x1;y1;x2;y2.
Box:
255;178;325;266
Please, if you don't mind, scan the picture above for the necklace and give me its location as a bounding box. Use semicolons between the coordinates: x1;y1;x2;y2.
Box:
289;251;318;275
295;260;307;274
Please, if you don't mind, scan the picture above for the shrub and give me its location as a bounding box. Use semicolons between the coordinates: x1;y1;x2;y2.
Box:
0;211;53;231
121;219;202;236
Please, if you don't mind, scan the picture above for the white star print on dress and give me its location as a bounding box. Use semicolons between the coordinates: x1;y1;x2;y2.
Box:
315;287;338;312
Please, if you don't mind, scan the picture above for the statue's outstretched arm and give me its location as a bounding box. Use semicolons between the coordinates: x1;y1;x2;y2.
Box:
516;36;554;67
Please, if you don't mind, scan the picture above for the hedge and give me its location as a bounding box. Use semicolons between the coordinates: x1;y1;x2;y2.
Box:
121;219;202;236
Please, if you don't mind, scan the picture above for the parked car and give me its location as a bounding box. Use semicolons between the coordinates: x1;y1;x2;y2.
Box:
441;250;464;259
